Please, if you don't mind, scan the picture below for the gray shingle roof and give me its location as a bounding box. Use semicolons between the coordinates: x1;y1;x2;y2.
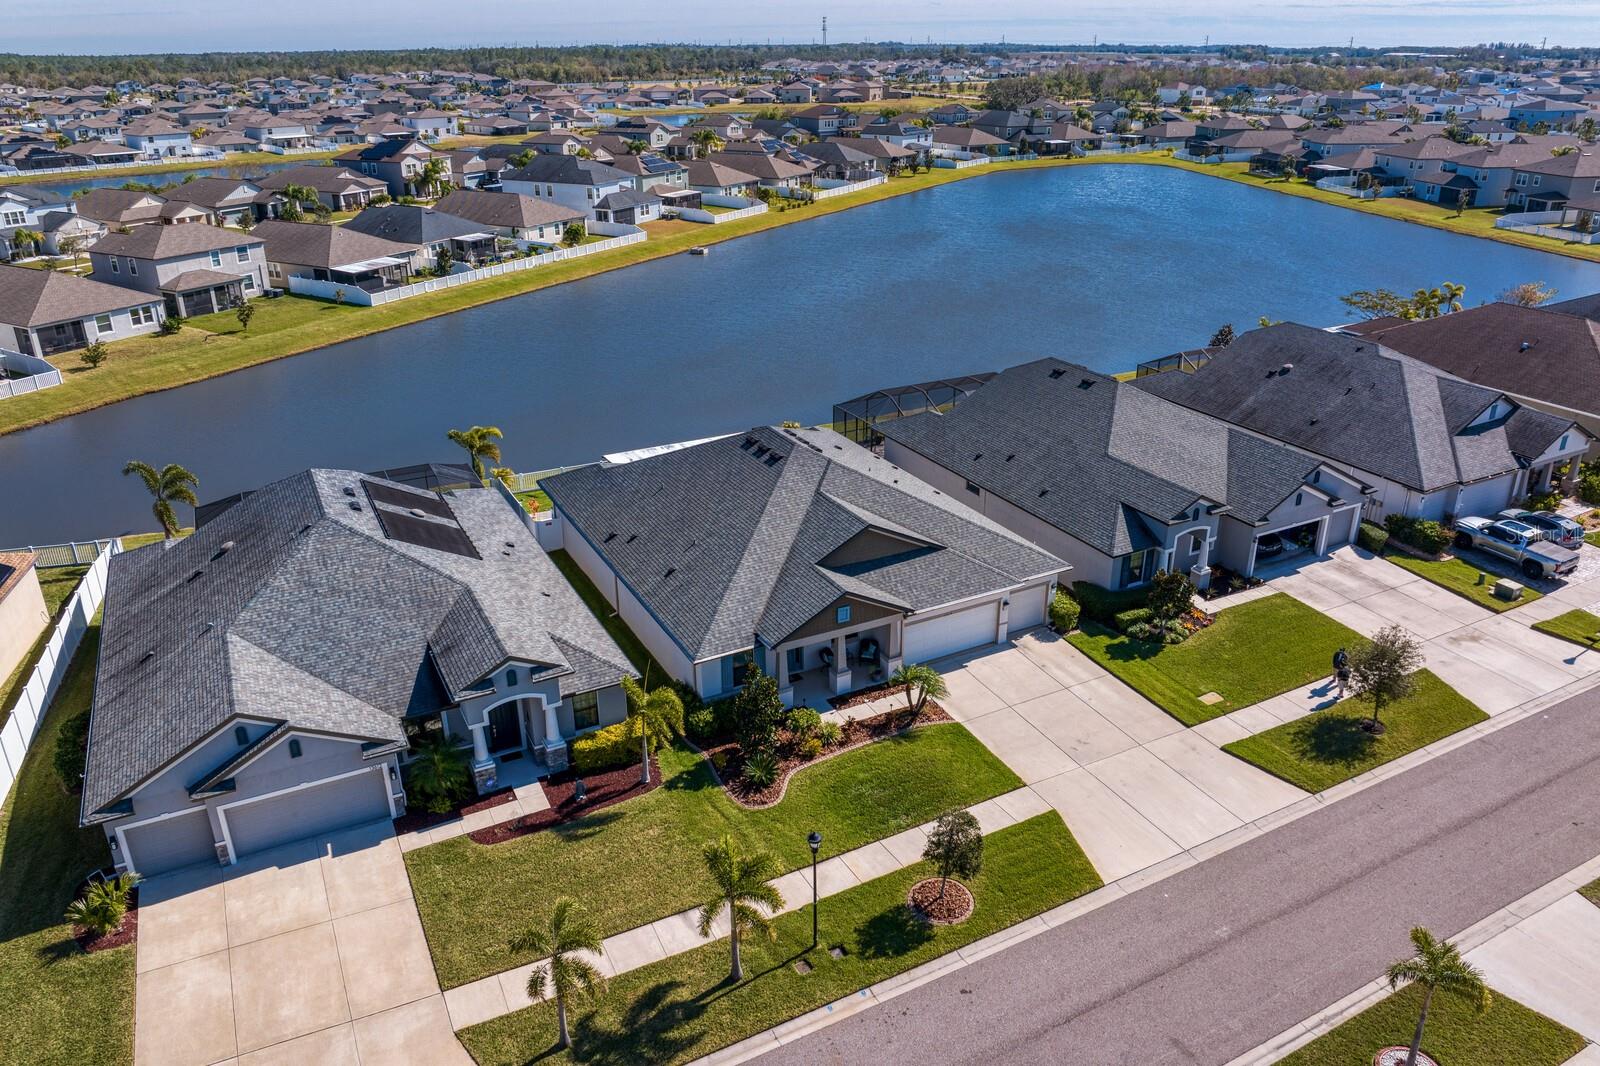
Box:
81;469;633;823
340;204;491;245
543;427;1065;663
0;263;154;327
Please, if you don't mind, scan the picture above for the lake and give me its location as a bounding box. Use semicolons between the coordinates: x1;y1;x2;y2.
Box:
20;160;305;198
4;163;1600;544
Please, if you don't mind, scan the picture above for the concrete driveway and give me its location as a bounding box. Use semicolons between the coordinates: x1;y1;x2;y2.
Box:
1467;892;1600;1044
134;819;469;1066
933;634;1306;883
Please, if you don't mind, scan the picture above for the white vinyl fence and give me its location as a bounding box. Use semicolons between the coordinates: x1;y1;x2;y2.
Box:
0;540;120;806
779;175;888;201
0;349;62;400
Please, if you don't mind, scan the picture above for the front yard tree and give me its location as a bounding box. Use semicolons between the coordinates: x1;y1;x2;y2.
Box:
1385;926;1490;1066
922;809;983;901
235;302;255;332
697;833;782;982
621;677;684;785
1147;569;1196;621
447;424;504;484
511;897;607;1051
1349;624;1423;734
562;222;585;247
122;460;198;540
889;663;947;725
731;666;784;759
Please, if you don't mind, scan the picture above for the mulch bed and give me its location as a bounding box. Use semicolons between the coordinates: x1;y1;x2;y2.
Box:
828;681;919;712
393;786;516;836
73;888;139;954
468;754;661;845
908;877;973;925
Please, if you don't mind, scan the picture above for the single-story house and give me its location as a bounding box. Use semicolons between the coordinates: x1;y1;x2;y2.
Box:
70;188;169;229
541;425;1068;708
685;160;760;197
151;177;283;227
250;219;420;292
79;469;636;877
431;188;585;244
0;262;164;356
87;223;268;316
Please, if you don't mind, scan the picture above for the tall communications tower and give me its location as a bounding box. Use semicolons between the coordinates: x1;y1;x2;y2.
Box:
822;16;828;46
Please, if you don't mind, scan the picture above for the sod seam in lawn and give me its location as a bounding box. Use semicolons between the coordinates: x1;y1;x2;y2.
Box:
1274;981;1586;1066
457;811;1100;1066
1222;670;1487;793
1065;593;1366;725
1530;608;1600;650
1381;551;1540;613
405;725;1025;989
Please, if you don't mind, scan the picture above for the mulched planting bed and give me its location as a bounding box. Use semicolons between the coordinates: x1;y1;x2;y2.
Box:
468;754;661;845
73;889;139;954
827;681;929;712
393;786;515;835
908;877;973;925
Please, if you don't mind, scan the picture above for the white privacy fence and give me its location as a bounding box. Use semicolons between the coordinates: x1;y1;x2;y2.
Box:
671;197;768;224
0;539;117;568
0;540;120;807
286;231;647;306
779;175;888;201
0;349;62;400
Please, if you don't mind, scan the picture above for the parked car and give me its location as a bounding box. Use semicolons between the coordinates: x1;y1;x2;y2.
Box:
1454;517;1580;580
1496;509;1583;548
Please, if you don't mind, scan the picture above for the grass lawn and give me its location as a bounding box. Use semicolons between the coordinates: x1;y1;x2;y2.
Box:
0;565;89;731
1587;531;1600;549
1275;981;1585;1066
514;488;552;515
405;726;1024;989
544;548;667;685
458;812;1100;1066
1222;670;1487;793
1531;608;1600;649
1581;874;1600;909
0;625;137;1066
1382;551;1541;613
1065;593;1365;725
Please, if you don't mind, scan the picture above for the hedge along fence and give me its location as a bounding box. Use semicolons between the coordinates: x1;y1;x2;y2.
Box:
0;540;120;806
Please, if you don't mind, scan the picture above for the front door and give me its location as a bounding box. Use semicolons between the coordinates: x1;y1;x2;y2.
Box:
488;702;522;753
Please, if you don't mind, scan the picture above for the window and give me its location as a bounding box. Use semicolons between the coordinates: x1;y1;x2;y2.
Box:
108;256;120;273
0;210;23;226
1295;492;1304;506
1515;173;1528;186
94;313;113;335
288;738;302;758
1561;434;1570;451
964;480;980;496
242;275;255;291
571;691;599;730
1532;175;1541;187
234;725;249;746
235;245;250;263
128;258;138;276
836;604;852;625
1120;549;1153;587
505;669;517;688
132;305;156;326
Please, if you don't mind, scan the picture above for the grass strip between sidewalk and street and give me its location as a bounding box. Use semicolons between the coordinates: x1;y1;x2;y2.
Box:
1222;670;1487;793
1530;608;1600;650
1274;981;1585;1066
1381;551;1541;613
457;811;1099;1066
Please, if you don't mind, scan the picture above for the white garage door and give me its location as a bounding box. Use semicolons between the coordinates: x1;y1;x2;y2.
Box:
904;601;999;663
221;768;391;861
1008;584;1050;631
122;809;216;877
1455;478;1512;522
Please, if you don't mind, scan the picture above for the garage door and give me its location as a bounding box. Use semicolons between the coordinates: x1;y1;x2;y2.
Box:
221;768;391;861
123;809;216;877
1456;478;1512;522
1008;584;1050;631
904;601;999;663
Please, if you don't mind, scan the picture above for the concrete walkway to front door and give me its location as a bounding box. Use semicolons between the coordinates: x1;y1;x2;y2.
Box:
134;819;470;1066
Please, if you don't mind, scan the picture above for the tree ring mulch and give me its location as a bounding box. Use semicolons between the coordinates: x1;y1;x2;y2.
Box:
908;878;973;925
73;889;138;953
1374;1049;1437;1066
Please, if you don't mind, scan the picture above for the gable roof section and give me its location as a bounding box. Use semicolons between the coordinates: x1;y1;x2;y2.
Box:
251;218;418;268
432;188;583;229
89;222;261;260
0;263;153;326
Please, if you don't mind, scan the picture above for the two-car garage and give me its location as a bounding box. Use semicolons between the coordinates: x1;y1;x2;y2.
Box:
902;582;1051;665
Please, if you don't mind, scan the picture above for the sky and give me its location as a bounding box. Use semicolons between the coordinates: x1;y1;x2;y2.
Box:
5;0;1600;54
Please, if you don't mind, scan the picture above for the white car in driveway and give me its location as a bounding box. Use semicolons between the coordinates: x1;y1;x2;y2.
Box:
1455;517;1580;580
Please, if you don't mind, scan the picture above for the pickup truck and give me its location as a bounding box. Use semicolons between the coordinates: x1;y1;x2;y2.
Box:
1496;508;1584;548
1454;517;1580;579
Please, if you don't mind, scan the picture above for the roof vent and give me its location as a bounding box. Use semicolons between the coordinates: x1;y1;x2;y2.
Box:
625;534;638;544
1048;368;1067;379
663;567;676;579
504;540;516;548
1005;454;1015;462
210;541;236;560
973;453;982;461
603;532;617;543
186;569;204;583
1519;341;1532;352
1280;363;1294;374
409;507;427;518
1038;488;1050;498
343;486;356;497
138;650;156;665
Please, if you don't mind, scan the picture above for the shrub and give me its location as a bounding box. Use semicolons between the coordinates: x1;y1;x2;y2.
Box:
684;705;717;740
1383;514;1452;555
1522;487;1564;512
1147;569;1196;621
817;721;844;747
405;732;473;814
157;315;185;336
80;340;108;368
731;668;785;759
1113;606;1153;632
742;750;779;789
64;873;138;936
1071;581;1150;624
570;721;635;773
1048;589;1081;632
798;736;823;760
1357;520;1390;554
54;710;91;793
788;706;822;740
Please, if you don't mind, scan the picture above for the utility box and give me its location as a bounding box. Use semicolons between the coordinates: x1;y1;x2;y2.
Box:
1492;578;1525;602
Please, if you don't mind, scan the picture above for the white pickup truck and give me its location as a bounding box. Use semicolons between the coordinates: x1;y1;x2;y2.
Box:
1454;517;1580;580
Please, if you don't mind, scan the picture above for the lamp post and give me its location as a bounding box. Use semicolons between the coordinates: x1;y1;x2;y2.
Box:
807;831;823;950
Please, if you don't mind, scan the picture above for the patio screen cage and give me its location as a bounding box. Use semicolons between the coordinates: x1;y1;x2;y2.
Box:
831;373;995;446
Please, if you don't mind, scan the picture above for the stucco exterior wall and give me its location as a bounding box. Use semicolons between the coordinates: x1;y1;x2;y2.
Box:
0;563;48;684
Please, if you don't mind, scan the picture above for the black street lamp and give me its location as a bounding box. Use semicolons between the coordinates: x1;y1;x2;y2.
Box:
807;831;823;950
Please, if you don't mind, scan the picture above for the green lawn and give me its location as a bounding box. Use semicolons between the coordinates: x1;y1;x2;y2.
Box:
1531;608;1600;649
0;625;137;1066
1581;874;1600;909
458;812;1100;1066
514;488;552;515
405;726;1024;989
1586;531;1600;550
1275;981;1585;1066
0;565;89;731
1065;594;1365;725
1382;551;1541;613
1222;670;1487;793
545;548;666;685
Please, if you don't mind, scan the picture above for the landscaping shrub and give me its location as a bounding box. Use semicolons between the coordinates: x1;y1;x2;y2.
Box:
742;751;779;788
798;736;823;760
570;721;635;773
682;690;736;743
817;721;844;747
1383;514;1452;555
1147;570;1196;621
1071;581;1150;624
1048;589;1081;632
53;710;90;793
788;707;822;740
1113;606;1153;633
1522;487;1564;512
64;873;138;937
1357;520;1390;554
731;668;785;759
405;732;473;813
684;705;717;741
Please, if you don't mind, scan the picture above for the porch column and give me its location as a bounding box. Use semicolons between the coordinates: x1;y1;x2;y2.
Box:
468;721;497;793
1189;536;1213;589
541;698;568;773
1563;457;1583;494
468;722;490;767
831;635;851;695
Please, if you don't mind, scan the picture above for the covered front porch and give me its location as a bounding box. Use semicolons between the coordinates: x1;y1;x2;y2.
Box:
464;694;569;794
769;617;904;709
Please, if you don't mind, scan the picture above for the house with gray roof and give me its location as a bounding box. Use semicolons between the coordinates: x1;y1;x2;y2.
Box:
341;204;498;269
498;155;637;220
432;188;584;245
0;262;164;357
877;360;1367;591
542;425;1068;708
87;223;267;317
81;469;635;878
1133;324;1590;523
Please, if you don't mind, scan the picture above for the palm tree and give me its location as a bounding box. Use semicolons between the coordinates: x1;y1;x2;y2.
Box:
10;228;44;258
122;461;198;539
697;834;783;981
406;731;470;813
1386;927;1490;1066
447;425;503;483
510;897;606;1050
691;128;725;156
621;677;684;785
888;663;948;725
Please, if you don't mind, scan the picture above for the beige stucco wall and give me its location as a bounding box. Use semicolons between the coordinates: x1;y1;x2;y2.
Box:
0;564;48;684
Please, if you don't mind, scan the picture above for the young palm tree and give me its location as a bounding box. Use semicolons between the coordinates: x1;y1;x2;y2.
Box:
510;897;606;1050
446;425;503;483
122;461;198;539
1386;926;1491;1066
698;834;783;981
64;872;139;936
406;731;470;813
621;676;684;785
888;663;948;725
691;128;725;155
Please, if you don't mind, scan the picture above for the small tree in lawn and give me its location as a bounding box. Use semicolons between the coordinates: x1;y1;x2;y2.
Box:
621;676;684;785
80;340;108;369
236;211;255;234
510;897;606;1051
1209;323;1235;348
235;302;255;332
562;222;585;247
1349;625;1422;735
731;666;784;761
1147;569;1196;621
65;873;139;936
888;663;947;726
1385;926;1490;1066
697;833;782;981
921;809;983;901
